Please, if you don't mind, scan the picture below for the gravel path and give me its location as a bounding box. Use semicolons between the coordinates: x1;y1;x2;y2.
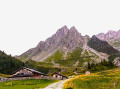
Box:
44;79;68;89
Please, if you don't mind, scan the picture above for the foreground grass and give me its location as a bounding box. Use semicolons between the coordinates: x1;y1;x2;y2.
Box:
0;79;58;89
63;68;120;89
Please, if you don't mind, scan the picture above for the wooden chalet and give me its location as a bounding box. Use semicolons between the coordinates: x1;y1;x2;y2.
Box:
9;67;47;78
52;72;68;80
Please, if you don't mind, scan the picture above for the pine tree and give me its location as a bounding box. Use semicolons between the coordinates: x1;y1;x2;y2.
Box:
87;62;91;69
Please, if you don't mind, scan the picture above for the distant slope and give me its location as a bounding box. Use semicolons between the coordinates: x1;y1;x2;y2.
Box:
45;46;108;67
96;30;120;51
0;51;24;74
88;35;119;55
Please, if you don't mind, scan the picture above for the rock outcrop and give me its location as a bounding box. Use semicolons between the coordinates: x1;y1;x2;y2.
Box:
88;35;119;55
113;57;120;66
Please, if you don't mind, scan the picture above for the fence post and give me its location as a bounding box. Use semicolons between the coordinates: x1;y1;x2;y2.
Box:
114;82;116;89
11;81;13;86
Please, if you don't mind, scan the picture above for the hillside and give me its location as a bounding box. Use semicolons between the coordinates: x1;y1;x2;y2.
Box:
63;68;120;89
96;30;120;51
88;35;119;55
0;51;24;74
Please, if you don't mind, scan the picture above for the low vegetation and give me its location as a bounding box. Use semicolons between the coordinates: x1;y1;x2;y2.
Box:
86;59;115;72
0;79;58;89
108;53;120;62
110;40;120;47
25;60;61;74
24;48;115;76
45;50;64;62
45;47;94;67
63;68;120;89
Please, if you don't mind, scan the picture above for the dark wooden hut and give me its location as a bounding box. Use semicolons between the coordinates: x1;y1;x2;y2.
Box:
52;72;68;80
9;67;47;78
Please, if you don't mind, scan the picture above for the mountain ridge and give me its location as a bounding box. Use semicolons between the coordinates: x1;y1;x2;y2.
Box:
19;25;84;62
96;30;120;51
18;26;120;67
88;35;119;55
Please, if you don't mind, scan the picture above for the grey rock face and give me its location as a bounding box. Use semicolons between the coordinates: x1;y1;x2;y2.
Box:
20;26;120;63
96;30;120;51
88;35;119;55
20;25;84;61
113;57;120;66
97;30;120;41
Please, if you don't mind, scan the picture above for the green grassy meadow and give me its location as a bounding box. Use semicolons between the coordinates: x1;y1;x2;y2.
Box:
0;79;58;89
63;68;120;89
0;73;10;78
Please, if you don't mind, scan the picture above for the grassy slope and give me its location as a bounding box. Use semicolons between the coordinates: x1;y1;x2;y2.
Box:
0;79;58;89
0;73;10;78
45;47;99;67
45;50;64;62
63;68;120;89
110;39;120;47
0;51;24;75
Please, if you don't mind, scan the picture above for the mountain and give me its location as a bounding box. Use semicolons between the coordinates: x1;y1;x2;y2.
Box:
19;26;84;62
1;26;119;75
88;35;119;55
96;30;120;51
18;26;111;67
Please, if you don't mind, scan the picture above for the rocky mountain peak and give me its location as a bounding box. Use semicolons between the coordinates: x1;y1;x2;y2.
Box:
70;26;76;30
69;26;82;38
70;26;79;33
96;30;120;51
96;33;105;41
55;25;69;37
91;35;98;39
96;30;120;40
18;26;120;65
19;25;85;61
108;30;116;33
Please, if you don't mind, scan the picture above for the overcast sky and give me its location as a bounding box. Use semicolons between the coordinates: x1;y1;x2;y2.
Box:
0;0;120;56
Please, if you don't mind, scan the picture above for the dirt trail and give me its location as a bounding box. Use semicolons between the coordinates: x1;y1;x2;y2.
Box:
44;79;68;89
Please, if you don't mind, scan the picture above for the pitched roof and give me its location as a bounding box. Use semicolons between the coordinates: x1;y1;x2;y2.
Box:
12;67;45;75
52;72;68;78
23;67;44;74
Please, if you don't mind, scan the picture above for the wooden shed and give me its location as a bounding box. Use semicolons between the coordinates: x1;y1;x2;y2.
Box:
9;67;47;78
52;72;68;80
